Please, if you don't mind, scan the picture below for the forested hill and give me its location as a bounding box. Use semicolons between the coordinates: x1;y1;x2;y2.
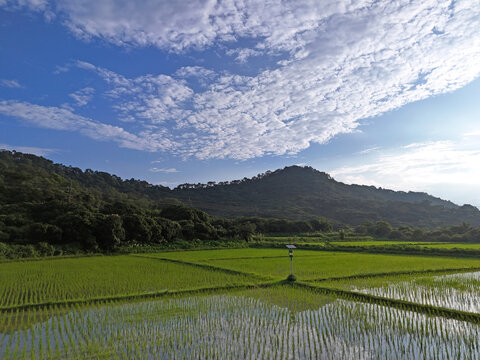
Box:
172;166;479;228
1;150;479;228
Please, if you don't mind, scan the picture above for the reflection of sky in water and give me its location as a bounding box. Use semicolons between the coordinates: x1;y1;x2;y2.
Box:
433;271;480;281
1;293;480;359
355;271;480;313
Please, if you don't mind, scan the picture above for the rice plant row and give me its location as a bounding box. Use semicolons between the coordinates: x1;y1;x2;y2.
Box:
1;288;480;359
326;271;480;314
197;252;480;280
0;255;259;307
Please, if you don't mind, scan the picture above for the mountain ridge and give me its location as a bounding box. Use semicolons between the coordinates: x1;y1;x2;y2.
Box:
1;150;479;228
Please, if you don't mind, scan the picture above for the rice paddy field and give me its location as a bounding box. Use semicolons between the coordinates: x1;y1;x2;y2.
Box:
150;251;480;280
320;270;480;313
3;248;480;359
327;241;480;250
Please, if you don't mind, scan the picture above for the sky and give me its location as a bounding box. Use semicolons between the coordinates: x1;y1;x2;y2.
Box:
1;0;480;206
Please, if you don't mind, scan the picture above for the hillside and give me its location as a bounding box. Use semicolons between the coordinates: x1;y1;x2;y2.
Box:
172;166;478;228
1;150;479;228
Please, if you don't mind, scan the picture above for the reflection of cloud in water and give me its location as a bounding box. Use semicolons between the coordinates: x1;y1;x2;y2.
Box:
1;291;480;359
355;271;480;313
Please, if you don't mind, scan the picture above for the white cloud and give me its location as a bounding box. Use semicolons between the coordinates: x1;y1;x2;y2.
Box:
330;140;480;205
0;0;54;20
149;167;179;173
68;87;94;107
0;100;177;152
356;146;382;155
0;143;56;156
174;66;215;79
0;0;48;11
3;1;480;160
463;130;480;137
226;48;262;63
0;79;22;88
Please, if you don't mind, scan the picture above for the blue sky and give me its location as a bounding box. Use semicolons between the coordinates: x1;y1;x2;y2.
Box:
1;0;480;206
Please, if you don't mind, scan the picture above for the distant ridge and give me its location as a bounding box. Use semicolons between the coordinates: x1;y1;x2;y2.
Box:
1;150;479;228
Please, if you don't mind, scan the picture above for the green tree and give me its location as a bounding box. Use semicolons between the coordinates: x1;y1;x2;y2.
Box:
375;221;392;237
94;214;125;251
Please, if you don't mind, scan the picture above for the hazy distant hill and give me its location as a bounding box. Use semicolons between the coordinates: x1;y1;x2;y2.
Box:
2;150;479;228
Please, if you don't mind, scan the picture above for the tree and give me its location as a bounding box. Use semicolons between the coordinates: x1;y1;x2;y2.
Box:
375;221;392;237
236;222;256;242
94;214;125;251
310;218;333;232
123;214;153;244
56;211;97;249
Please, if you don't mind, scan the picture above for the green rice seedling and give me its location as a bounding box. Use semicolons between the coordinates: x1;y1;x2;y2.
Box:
324;271;480;313
0;255;260;308
3;287;479;359
198;251;480;280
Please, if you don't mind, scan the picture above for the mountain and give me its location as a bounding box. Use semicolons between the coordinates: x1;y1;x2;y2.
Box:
171;166;478;228
1;150;479;228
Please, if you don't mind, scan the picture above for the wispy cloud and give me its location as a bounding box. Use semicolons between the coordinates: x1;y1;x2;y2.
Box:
0;79;22;88
463;130;480;137
0;100;176;152
69;87;94;107
356;147;382;155
330;140;480;203
149;167;179;173
3;1;480;161
226;48;262;63
0;143;57;156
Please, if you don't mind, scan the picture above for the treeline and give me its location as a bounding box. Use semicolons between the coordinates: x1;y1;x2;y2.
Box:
0;198;334;259
3;150;480;229
353;221;480;243
0;151;335;259
2;150;480;260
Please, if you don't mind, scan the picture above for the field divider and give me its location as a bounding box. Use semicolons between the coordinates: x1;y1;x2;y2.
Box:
201;254;326;261
292;281;480;324
249;242;480;258
308;266;480;282
132;254;273;281
0;281;279;313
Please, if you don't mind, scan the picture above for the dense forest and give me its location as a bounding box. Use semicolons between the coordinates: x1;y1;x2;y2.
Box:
0;151;333;258
2;150;479;227
1;150;480;258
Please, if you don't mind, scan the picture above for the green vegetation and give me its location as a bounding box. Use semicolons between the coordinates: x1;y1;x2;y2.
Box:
3;150;480;262
3;248;480;358
321;271;480;313
0;255;258;308
329;240;438;246
4;150;480;357
2;289;480;359
169;250;480;280
149;248;327;261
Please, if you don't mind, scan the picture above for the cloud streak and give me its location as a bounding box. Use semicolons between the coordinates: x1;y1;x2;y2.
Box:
149;167;179;173
0;100;176;152
330;141;480;202
0;143;57;156
0;79;22;88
